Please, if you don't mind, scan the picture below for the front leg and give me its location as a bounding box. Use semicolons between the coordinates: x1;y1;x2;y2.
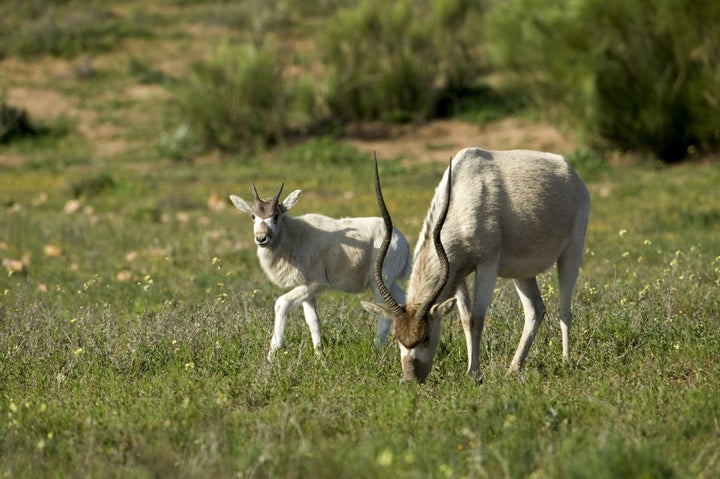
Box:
269;284;322;359
465;267;497;380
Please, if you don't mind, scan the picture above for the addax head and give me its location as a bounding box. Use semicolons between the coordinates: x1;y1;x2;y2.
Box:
362;298;456;383
229;183;301;247
361;154;455;383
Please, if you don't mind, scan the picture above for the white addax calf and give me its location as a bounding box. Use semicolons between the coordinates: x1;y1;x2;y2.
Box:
230;183;411;358
362;148;590;383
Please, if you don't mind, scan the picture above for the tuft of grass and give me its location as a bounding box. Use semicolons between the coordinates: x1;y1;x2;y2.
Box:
0;3;152;58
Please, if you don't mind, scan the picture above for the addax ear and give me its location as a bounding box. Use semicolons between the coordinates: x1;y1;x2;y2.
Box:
360;300;394;318
229;195;253;215
430;297;456;318
282;190;302;211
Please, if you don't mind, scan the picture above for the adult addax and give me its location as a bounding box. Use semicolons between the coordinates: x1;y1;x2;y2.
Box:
363;148;590;383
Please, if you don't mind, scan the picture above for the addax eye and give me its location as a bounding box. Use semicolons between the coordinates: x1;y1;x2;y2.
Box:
251;214;256;220
272;214;279;223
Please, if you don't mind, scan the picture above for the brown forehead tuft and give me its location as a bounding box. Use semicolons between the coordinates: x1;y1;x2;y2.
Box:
252;199;280;219
393;305;427;348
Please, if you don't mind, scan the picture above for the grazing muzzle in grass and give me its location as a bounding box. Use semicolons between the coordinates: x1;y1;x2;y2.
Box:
395;299;456;383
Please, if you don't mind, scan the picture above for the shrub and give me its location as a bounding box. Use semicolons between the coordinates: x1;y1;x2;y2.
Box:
564;149;610;181
321;0;486;123
485;0;720;162
178;41;319;153
157;124;200;162
0;100;38;143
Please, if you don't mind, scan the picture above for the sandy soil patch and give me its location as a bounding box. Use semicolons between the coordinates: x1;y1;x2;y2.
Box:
343;117;577;164
5;87;76;121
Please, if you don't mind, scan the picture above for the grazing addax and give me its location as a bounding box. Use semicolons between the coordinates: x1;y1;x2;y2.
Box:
230;183;411;358
362;148;590;383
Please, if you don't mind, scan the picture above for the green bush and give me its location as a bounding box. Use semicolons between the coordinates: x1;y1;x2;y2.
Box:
321;0;485;123
0;100;38;143
157;124;200;162
485;0;720;162
178;41;318;153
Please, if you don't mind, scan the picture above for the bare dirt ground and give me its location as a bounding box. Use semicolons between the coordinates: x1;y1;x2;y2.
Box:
2;53;575;167
342;117;577;165
0;25;581;168
3;86;575;168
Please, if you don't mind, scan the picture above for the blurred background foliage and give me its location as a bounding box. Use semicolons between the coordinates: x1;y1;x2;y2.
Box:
1;0;719;162
485;0;720;163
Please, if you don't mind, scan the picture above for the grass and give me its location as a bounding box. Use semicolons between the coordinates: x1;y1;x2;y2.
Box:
2;144;719;479
1;1;719;478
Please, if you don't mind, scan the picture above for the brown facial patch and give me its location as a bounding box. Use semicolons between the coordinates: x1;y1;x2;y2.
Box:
393;305;428;349
252;199;280;219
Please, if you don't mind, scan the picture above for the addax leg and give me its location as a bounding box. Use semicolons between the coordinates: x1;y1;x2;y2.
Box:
557;246;583;361
269;284;322;359
302;297;322;352
454;282;473;372
371;282;406;350
509;277;546;372
466;267;498;380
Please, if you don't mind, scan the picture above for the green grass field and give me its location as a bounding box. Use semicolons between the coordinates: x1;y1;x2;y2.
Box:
2;2;719;478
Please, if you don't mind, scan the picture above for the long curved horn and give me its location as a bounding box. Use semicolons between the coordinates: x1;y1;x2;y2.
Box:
417;158;452;320
251;183;261;201
273;183;285;202
373;153;405;317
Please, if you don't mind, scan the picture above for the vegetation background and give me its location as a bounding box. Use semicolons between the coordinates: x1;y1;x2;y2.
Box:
1;0;719;477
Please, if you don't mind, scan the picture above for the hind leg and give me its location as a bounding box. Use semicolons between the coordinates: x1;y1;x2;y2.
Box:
509;277;546;372
557;245;584;361
371;282;405;349
373;310;392;351
455;280;476;378
302;298;322;353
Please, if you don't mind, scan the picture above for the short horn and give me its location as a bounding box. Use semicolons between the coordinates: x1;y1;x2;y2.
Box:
273;183;285;202
373;152;405;317
251;183;261;201
417;157;452;319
